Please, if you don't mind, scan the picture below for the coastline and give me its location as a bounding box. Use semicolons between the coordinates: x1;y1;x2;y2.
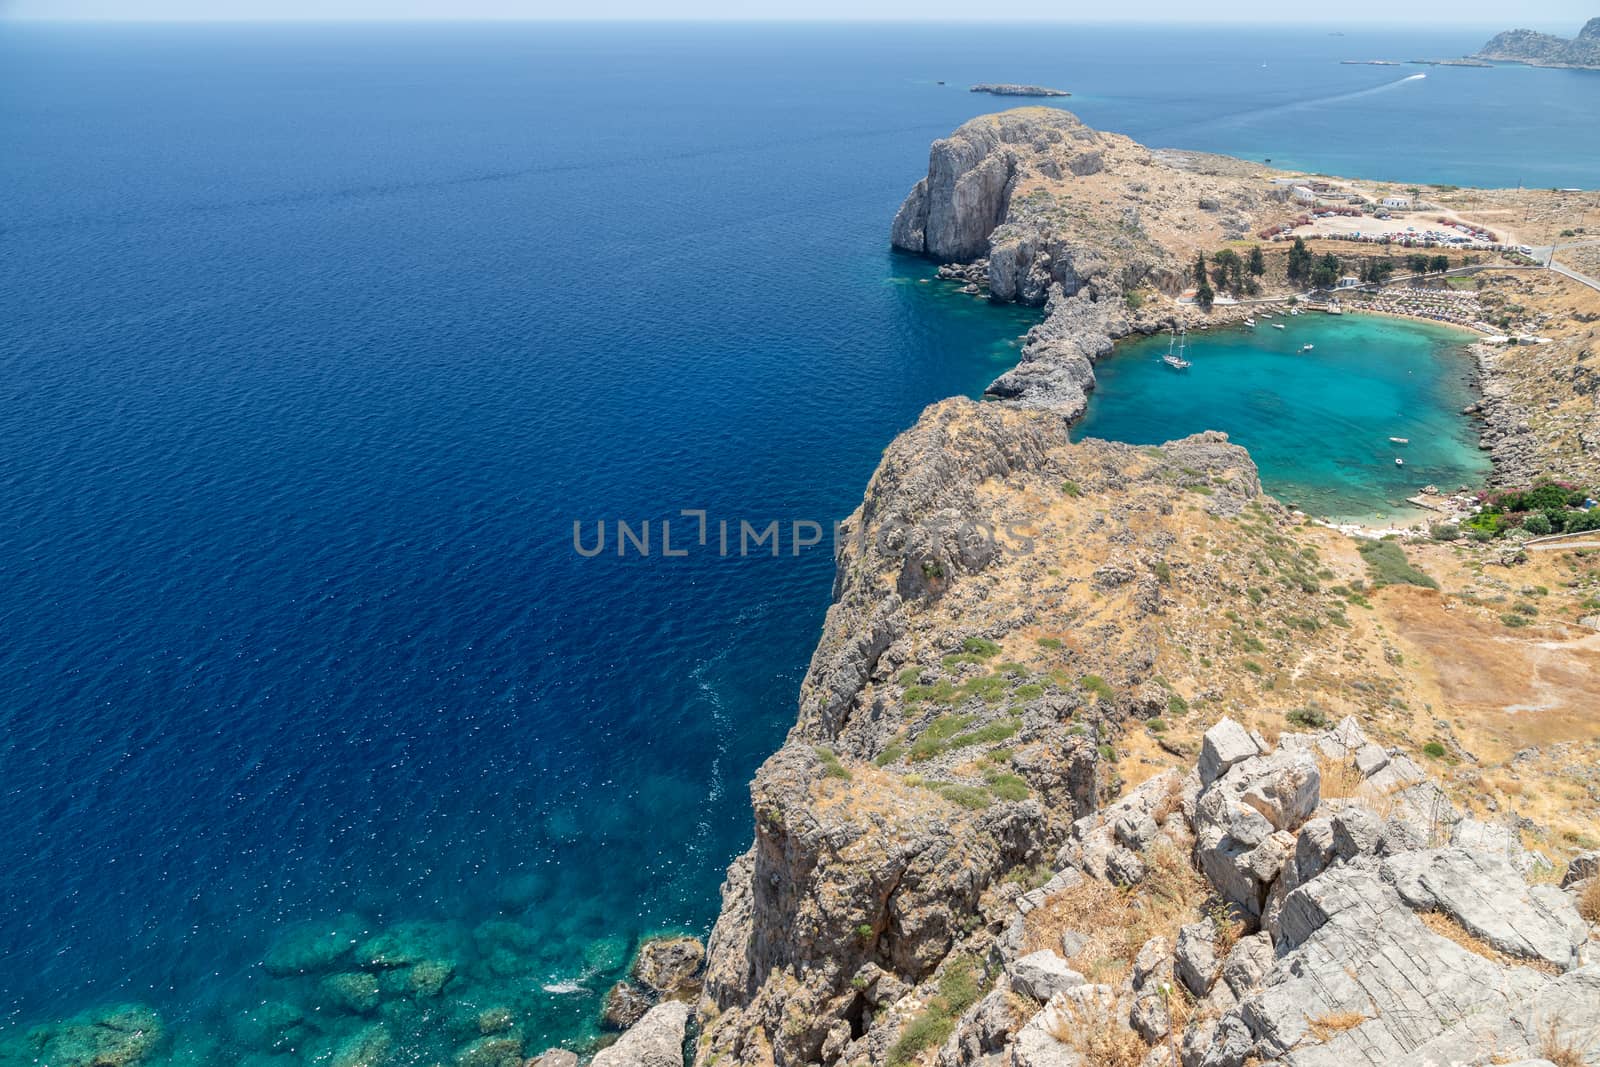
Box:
684;107;1600;1067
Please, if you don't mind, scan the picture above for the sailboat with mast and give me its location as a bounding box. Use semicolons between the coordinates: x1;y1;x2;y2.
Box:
1162;326;1192;370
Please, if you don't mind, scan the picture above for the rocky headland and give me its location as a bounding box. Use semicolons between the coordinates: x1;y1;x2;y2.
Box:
677;108;1600;1067
1474;17;1600;69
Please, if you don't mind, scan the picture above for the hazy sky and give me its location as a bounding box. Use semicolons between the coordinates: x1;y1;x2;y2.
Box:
0;0;1591;25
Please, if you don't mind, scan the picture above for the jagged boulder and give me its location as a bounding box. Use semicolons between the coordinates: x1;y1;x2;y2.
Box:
633;935;706;1000
1007;950;1087;1001
1174;921;1221;997
1382;847;1588;970
592;1001;688;1067
1199;719;1261;787
1242;864;1548;1064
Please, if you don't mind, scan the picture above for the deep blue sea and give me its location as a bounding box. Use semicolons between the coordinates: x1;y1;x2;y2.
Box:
1;20;1596;1065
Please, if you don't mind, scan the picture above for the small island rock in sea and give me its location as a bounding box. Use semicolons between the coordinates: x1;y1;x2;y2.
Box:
969;83;1070;97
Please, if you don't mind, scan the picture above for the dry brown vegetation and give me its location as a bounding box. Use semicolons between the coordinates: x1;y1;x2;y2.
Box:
1539;1019;1591;1067
1043;1000;1148;1067
1022;844;1210;986
1579;878;1600;924
1306;1010;1368;1042
1316;752;1363;801
1417;910;1561;976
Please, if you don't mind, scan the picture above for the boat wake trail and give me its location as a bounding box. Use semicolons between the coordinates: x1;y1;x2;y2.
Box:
1149;73;1427;142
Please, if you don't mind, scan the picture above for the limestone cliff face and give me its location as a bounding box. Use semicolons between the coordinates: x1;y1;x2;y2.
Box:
694;400;1275;1067
890;109;1141;299
890;108;1283;411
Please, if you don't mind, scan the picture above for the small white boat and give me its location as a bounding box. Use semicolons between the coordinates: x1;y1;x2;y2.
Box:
1389;437;1409;445
1161;327;1191;369
1272;323;1286;330
1301;343;1314;352
1394;458;1405;466
1243;317;1257;328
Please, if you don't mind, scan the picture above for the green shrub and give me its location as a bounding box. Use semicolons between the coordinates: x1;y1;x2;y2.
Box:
1430;522;1461;541
874;741;906;767
1500;613;1531;628
1011;683;1045;704
883;953;988;1063
897;666;923;687
929;783;991;810
1285;706;1331;729
946;718;1020;750
961;637;1002;658
984;771;1030;802
1080;675;1116;702
1002;864;1053;890
1035;636;1063;650
1522;512;1553;536
1060;480;1082;498
1242;660;1264;674
1152;561;1172;583
1357;539;1438;589
961;675;1009;703
1146;718;1168;733
815;747;851;780
1422;741;1447;759
1167;693;1190;717
856;923;875;942
903;680;956;705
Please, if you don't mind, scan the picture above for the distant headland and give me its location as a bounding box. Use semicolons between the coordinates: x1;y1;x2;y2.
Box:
1474;16;1600;69
969;83;1070;97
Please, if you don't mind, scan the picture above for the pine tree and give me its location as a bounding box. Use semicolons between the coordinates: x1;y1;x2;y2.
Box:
1194;252;1208;288
1248;245;1266;277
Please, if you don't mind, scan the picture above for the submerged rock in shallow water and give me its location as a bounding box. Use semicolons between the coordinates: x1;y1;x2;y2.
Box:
323;1022;392;1067
406;958;456;997
357;921;457;970
263;914;367;976
320;972;382;1014
11;1004;164;1067
453;1034;525;1067
584;934;628;975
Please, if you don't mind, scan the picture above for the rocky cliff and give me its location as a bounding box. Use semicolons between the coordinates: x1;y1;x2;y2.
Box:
568;112;1600;1067
1475;18;1600;68
890;108;1286;413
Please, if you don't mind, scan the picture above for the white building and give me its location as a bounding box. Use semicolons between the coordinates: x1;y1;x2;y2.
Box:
1381;195;1412;209
1292;185;1316;204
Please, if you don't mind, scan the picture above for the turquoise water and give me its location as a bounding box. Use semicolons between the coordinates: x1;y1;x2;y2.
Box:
0;18;1588;1067
1074;314;1490;521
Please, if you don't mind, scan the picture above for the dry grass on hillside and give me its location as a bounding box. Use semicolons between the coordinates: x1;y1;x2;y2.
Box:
1021;844;1209;987
1418;910;1561;976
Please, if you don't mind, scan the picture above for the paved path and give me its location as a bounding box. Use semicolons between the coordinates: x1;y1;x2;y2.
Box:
1548;259;1600;294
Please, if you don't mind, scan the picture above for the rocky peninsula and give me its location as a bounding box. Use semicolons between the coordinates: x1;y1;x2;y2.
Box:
678;108;1600;1067
1474;17;1600;69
